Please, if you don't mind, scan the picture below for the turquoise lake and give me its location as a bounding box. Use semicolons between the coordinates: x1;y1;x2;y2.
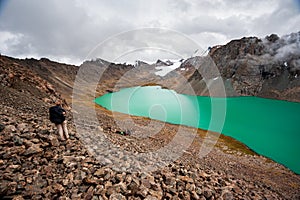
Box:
94;86;300;174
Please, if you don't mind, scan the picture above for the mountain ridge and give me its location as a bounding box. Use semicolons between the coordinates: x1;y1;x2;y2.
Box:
1;31;300;103
1;32;300;199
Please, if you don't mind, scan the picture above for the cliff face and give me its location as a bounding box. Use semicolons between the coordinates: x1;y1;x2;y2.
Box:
205;32;300;101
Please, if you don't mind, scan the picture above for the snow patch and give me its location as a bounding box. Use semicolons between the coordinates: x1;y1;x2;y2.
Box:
155;59;184;76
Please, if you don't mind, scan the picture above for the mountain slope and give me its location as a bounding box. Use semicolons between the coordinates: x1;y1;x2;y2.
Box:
0;32;300;199
182;32;300;102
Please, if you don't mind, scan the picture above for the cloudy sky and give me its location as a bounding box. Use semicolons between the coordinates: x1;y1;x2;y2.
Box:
0;0;299;65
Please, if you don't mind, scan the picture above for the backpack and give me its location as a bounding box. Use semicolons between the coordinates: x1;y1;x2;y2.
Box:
49;106;65;124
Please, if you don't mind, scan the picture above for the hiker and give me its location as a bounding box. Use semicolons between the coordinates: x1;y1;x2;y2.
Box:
49;100;69;141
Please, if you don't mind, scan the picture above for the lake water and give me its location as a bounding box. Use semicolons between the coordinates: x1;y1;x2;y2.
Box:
95;86;300;174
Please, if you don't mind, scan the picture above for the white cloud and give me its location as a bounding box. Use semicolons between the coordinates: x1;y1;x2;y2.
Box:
0;31;23;53
189;32;229;50
0;0;299;64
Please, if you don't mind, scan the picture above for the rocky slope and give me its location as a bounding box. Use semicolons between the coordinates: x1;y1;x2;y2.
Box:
0;55;77;105
1;32;300;199
1;96;300;199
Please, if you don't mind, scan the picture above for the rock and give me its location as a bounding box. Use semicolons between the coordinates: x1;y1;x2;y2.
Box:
23;144;43;156
101;158;113;165
31;138;40;143
40;129;50;135
20;132;37;140
8;73;14;79
127;180;139;194
6;164;21;172
203;189;213;199
94;168;107;178
16;173;25;181
63;173;74;186
136;185;148;198
94;184;104;195
83;186;94;200
48;135;59;147
144;195;158;200
148;189;163;199
17;123;28;132
13;135;23;146
6;125;16;132
164;176;176;186
109;193;126;200
178;175;194;183
164;193;173;199
71;192;83;199
1;181;17;195
186;183;196;192
191;191;200;199
124;174;133;184
63;156;77;164
53;183;65;194
23;139;34;148
26;177;33;184
150;182;161;192
83;177;99;185
141;178;151;189
43;98;52;103
58;195;70;200
266;34;279;42
12;195;25;200
178;191;190;199
232;186;242;194
91;196;99;200
0;124;5;132
222;190;234;200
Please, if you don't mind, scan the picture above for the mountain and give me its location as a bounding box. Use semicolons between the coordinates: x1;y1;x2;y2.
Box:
2;32;298;104
0;55;78;111
1;32;300;199
206;32;299;101
83;32;300;102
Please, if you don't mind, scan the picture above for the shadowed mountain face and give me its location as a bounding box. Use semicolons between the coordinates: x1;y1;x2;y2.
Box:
187;32;300;101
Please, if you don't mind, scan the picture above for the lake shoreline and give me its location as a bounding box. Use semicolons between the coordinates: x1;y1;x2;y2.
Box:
90;104;300;198
95;86;300;174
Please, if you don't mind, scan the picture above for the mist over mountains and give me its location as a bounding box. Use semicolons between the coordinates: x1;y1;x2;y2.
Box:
84;31;300;102
1;31;299;102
